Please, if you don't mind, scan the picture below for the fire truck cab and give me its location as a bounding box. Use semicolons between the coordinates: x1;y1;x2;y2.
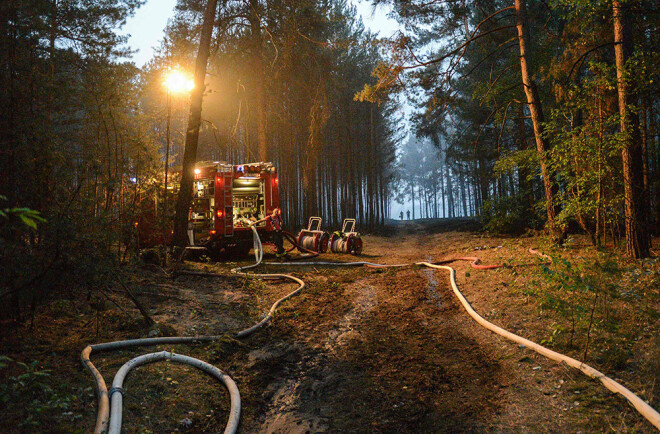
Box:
138;161;280;258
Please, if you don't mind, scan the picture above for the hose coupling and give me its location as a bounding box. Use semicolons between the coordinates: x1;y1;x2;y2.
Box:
109;386;125;397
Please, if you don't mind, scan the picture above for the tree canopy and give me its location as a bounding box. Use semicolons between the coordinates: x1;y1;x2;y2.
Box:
364;0;658;256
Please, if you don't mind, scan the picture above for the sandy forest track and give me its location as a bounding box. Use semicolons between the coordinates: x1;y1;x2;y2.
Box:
1;221;657;432
217;222;657;432
242;223;657;432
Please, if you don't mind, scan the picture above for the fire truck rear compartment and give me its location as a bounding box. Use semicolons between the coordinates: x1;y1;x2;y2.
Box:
232;177;266;228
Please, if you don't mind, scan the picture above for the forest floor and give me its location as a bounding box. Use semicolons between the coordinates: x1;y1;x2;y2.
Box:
1;219;659;433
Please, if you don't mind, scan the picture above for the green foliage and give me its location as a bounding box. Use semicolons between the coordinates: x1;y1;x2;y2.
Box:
482;193;542;234
368;0;659;240
0;196;47;230
355;61;403;104
532;252;658;369
544;62;624;241
537;257;598;349
494;149;538;177
0;357;78;429
0;1;166;321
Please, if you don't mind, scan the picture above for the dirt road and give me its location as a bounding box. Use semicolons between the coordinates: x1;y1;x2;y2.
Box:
180;221;652;432
1;221;655;432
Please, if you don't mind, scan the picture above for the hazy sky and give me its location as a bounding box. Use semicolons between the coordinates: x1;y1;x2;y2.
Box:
121;0;399;67
121;0;177;66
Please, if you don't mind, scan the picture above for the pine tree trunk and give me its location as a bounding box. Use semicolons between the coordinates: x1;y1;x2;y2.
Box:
368;106;375;228
418;184;423;218
446;172;454;218
613;1;651;258
440;164;445;217
433;176;438;218
411;180;415;219
248;0;267;161
460;174;468;217
516;103;534;213
515;0;562;240
172;0;219;249
640;98;649;197
649;101;659;230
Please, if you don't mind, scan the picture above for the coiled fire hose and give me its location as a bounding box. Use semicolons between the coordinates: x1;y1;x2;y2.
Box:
82;228;660;432
81;226;306;433
329;235;350;253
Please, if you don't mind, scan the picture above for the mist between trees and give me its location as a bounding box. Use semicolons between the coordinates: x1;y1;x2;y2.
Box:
367;0;657;258
0;0;657;322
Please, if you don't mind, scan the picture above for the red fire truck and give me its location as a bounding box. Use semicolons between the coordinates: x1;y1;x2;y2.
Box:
136;161;280;258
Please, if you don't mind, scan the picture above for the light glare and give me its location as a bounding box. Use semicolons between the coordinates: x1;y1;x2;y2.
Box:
164;70;194;94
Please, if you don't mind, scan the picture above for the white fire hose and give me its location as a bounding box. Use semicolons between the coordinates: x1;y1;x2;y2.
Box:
82;227;660;432
81;226;305;433
417;262;660;430
108;352;240;434
259;232;660;430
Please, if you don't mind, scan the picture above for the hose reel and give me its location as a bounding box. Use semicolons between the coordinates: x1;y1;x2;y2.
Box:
329;218;363;255
296;217;330;253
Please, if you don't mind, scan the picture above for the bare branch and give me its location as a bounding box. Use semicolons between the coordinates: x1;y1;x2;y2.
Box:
402;25;517;70
567;42;617;81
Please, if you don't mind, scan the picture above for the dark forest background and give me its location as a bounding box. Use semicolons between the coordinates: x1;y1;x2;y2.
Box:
1;0;658;321
0;0;397;320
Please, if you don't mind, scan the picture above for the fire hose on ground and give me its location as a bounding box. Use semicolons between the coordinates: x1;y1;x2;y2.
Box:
81;226;306;433
417;261;660;430
81;227;660;432
266;230;321;260
257;237;660;429
108;352;240;434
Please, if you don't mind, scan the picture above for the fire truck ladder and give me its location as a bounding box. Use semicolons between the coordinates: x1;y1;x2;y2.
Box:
219;166;234;238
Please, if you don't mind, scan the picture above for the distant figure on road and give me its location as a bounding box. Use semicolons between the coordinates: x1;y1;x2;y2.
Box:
406;210;410;220
399;211;404;220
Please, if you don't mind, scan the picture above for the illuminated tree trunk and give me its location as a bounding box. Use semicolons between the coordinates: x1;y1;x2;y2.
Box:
613;0;650;258
172;0;219;249
515;0;562;240
248;0;267;161
516;103;534;214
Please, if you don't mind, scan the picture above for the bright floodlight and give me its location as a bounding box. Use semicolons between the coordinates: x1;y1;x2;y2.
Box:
164;70;194;94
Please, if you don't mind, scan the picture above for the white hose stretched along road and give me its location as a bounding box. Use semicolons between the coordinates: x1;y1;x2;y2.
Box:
257;239;660;429
417;262;660;430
